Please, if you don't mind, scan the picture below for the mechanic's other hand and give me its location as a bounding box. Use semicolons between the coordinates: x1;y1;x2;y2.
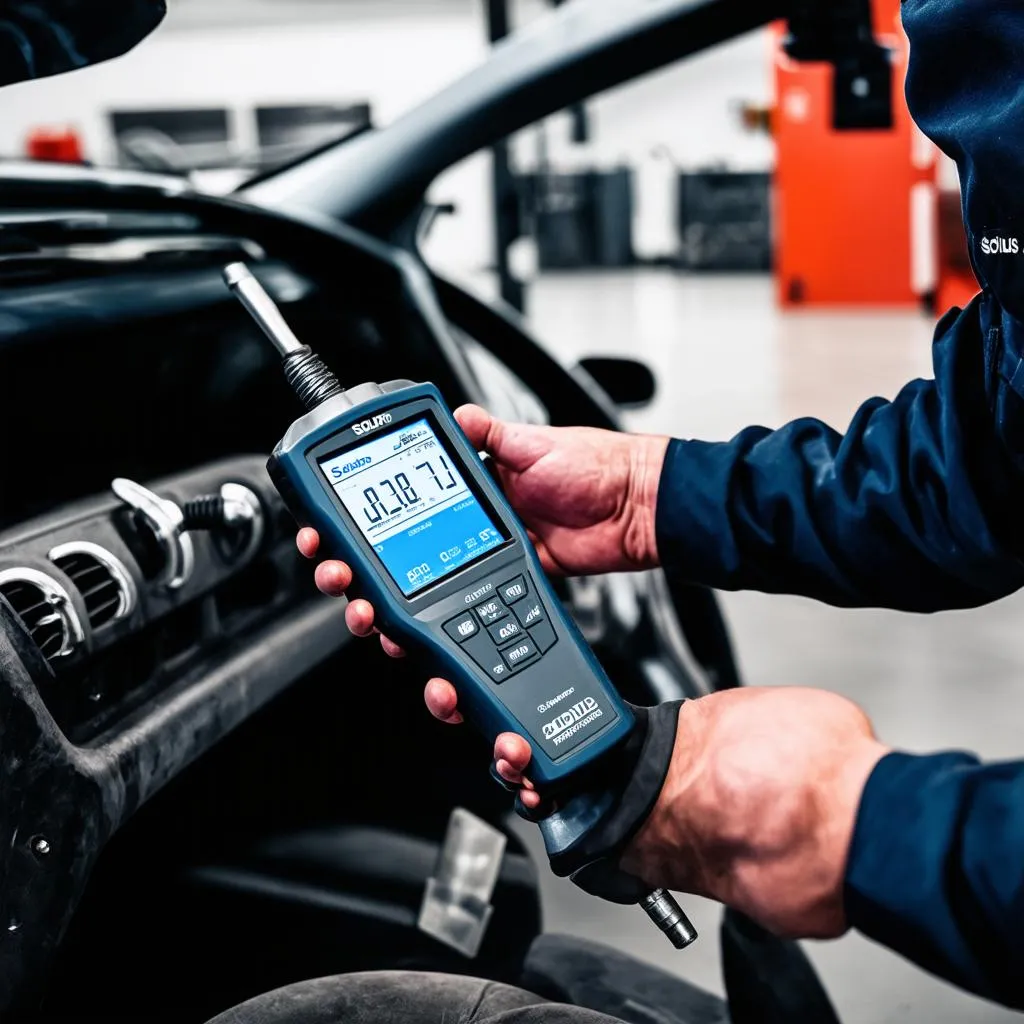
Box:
455;405;670;576
419;679;541;810
621;687;890;940
296;527;407;659
295;525;543;810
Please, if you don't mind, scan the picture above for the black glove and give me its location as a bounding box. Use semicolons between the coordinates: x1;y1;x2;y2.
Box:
491;700;685;905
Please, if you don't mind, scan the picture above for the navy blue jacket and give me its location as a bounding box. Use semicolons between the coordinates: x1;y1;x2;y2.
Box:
655;0;1024;1006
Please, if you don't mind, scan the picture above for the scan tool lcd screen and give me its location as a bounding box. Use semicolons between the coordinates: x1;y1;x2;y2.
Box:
318;418;506;596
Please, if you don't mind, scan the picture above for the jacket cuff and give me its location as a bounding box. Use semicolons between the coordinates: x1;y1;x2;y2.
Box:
844;750;981;981
655;437;736;584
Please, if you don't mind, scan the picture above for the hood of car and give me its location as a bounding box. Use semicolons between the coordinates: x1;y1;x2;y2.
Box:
0;0;165;87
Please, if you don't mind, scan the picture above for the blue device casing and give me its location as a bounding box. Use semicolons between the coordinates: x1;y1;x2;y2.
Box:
268;380;634;790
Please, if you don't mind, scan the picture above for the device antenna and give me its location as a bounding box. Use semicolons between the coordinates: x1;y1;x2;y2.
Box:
223;262;344;411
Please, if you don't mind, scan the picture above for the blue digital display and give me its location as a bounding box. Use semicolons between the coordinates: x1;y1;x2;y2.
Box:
319;418;506;596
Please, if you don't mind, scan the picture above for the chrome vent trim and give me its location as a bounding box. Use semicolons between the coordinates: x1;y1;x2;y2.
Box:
49;542;138;630
0;567;85;661
110;478;194;590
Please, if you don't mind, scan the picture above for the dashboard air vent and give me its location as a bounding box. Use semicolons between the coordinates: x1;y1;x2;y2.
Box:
50;543;137;630
0;567;85;661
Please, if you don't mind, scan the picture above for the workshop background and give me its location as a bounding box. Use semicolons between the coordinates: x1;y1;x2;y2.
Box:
1;2;1011;1022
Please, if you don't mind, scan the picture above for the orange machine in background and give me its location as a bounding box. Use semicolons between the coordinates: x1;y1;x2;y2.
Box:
25;127;85;164
773;0;937;307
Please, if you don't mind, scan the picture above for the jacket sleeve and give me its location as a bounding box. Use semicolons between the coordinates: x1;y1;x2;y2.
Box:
655;0;1024;612
845;751;1024;1008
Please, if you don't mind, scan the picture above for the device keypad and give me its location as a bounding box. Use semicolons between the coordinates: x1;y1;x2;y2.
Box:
443;572;557;682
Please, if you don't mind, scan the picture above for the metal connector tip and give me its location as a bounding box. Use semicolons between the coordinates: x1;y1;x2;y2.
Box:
640;889;698;949
222;262;250;289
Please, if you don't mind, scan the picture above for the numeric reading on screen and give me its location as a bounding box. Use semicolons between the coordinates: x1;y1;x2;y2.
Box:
359;456;457;524
318;418;505;596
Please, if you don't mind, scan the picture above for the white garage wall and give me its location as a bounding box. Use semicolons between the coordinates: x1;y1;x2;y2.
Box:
0;5;490;165
0;0;773;271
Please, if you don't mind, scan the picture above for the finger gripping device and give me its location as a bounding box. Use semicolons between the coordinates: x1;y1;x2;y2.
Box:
223;263;696;949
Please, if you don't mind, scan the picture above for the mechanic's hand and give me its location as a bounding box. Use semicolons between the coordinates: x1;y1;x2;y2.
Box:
456;404;670;576
296;520;542;809
620;686;890;940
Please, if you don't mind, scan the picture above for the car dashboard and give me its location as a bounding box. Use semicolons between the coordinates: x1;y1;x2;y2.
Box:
0;174;488;1010
0;169;705;1016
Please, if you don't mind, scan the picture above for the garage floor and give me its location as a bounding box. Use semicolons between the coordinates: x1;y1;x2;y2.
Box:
504;271;1020;1024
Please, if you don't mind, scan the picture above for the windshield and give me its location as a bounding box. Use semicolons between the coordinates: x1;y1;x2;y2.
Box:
0;0;532;192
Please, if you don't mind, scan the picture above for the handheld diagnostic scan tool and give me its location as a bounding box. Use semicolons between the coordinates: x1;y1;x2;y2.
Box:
224;263;696;950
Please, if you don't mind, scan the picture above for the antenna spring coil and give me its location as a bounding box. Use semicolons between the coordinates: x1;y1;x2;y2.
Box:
283;347;344;411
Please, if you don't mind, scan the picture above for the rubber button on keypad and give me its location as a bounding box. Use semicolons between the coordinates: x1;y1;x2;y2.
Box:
501;637;539;670
444;613;479;643
528;619;557;653
499;575;529;605
488;618;523;645
475;598;508;625
513;599;544;629
484;657;510;682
